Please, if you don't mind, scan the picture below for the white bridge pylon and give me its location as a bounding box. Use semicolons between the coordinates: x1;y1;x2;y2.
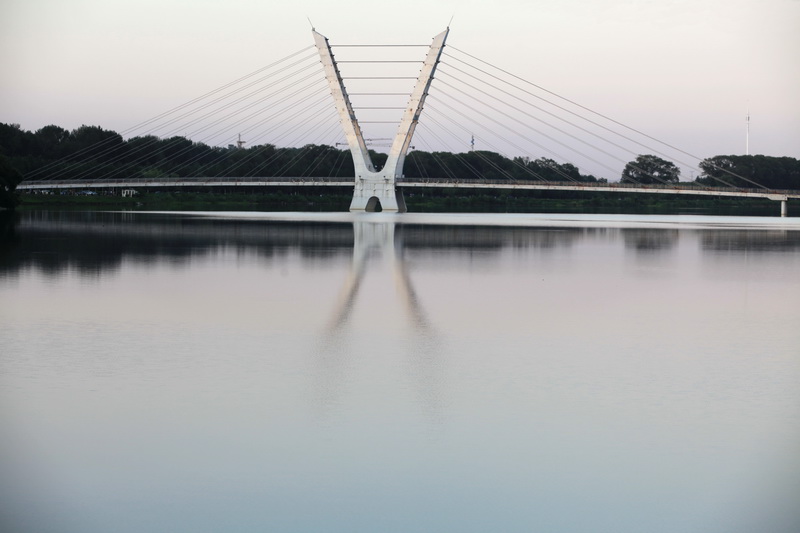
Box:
313;28;449;213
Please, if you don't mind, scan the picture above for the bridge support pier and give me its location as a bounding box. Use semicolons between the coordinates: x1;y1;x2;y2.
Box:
350;186;406;212
314;28;448;214
781;200;787;217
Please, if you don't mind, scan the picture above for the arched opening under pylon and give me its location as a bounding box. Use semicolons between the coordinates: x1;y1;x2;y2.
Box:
365;197;382;212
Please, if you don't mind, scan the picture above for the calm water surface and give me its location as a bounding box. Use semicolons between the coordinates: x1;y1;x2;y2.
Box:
1;211;799;533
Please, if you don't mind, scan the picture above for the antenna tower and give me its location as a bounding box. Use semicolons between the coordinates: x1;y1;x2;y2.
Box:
746;111;750;155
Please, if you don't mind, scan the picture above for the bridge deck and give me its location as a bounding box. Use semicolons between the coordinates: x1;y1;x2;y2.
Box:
17;177;800;201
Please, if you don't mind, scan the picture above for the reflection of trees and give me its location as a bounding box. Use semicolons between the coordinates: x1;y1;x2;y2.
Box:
400;225;583;253
0;210;18;245
622;229;679;252
0;211;354;277
699;230;800;252
1;212;589;278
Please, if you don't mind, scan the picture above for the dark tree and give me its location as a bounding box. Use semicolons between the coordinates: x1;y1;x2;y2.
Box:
698;155;800;190
0;123;34;161
32;125;72;160
0;154;22;208
621;154;680;184
69;125;123;155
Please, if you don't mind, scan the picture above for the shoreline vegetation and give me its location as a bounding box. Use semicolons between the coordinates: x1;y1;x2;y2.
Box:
17;187;785;216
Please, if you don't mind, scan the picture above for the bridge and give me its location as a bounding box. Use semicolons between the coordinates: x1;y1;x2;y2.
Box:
17;27;798;216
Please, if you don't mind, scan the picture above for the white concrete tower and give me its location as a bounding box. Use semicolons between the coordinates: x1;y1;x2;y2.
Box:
313;28;449;212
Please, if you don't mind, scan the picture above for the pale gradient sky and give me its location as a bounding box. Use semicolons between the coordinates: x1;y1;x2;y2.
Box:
1;0;798;178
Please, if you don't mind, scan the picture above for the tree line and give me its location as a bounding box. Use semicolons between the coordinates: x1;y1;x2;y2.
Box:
0;123;604;184
620;153;800;190
2;122;799;207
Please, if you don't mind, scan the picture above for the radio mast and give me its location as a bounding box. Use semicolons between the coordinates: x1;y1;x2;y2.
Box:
746;111;750;155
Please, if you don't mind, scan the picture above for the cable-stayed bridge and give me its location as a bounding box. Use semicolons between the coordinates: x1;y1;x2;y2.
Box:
18;27;799;216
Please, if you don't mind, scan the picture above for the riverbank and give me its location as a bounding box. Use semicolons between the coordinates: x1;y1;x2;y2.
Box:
16;188;789;216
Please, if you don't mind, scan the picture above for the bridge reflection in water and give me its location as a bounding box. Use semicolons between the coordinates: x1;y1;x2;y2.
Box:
326;219;431;334
314;218;443;420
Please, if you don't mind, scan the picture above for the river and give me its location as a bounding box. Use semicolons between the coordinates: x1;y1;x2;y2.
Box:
1;210;799;533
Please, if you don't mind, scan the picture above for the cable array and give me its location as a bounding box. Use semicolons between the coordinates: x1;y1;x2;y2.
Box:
422;45;764;189
30;45;349;182
24;36;771;191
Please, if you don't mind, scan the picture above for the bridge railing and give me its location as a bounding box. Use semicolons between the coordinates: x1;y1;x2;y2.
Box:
398;177;800;197
19;176;356;187
17;175;800;198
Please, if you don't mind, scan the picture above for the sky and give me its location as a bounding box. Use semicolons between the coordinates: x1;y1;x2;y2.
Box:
1;0;798;179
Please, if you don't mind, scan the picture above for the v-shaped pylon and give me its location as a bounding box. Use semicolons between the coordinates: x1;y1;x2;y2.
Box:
313;28;449;212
